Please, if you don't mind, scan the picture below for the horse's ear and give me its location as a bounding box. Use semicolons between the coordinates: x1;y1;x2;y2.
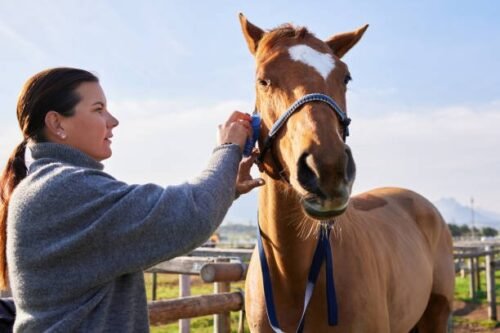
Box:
326;24;369;58
239;13;264;55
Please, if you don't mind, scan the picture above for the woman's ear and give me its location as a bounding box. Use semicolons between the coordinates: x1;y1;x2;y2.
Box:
44;111;67;140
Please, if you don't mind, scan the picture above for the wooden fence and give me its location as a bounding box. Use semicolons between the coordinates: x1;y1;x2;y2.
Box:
145;248;253;333
145;242;500;332
454;243;500;321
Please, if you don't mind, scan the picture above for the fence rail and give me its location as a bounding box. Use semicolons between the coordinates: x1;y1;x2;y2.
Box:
454;242;500;321
148;292;244;326
145;248;252;333
145;242;500;332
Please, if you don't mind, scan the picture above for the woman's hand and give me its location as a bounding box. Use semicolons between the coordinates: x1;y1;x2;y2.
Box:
218;111;264;197
217;111;252;151
235;149;265;197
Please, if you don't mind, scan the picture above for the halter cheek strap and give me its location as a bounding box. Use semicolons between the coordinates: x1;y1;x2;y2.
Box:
256;93;351;181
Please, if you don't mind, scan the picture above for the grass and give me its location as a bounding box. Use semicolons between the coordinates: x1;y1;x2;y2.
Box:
146;268;500;332
145;273;250;333
454;269;500;303
453;316;498;329
453;268;500;329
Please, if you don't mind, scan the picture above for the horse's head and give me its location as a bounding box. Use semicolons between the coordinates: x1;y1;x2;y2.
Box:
239;14;368;220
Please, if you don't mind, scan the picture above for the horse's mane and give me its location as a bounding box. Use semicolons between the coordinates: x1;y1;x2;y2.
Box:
259;24;313;52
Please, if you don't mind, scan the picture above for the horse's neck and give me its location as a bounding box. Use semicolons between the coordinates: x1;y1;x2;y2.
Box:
258;175;319;280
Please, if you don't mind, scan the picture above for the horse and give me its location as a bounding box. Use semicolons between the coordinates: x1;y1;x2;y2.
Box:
238;14;455;333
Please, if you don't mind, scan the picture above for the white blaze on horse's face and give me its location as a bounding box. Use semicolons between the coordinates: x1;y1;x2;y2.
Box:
288;45;335;81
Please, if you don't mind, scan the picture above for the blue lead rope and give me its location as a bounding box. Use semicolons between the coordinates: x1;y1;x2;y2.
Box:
257;222;338;332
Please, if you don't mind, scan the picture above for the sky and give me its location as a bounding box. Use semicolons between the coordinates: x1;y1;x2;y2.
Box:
1;1;499;224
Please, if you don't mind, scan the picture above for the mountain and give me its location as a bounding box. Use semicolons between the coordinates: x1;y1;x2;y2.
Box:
224;194;500;230
433;197;500;229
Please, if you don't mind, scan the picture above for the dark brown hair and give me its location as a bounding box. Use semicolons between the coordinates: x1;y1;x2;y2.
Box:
0;67;98;289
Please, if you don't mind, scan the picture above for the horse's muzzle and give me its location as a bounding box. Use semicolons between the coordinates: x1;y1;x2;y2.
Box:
296;146;355;219
302;194;349;219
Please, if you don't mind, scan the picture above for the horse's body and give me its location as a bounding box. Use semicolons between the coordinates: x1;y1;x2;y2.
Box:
239;15;454;332
247;185;454;332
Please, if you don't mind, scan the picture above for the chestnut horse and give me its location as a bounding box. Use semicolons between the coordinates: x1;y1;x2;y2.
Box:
239;14;454;333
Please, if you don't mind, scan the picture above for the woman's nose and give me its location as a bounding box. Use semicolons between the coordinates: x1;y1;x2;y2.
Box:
107;111;119;128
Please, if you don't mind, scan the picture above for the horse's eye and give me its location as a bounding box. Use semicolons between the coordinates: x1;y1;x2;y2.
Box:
344;74;352;85
257;78;271;88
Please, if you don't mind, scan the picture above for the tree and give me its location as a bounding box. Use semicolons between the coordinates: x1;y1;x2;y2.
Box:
459;224;471;236
482;227;498;237
447;224;462;237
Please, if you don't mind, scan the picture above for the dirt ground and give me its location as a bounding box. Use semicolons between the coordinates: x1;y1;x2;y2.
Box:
453;300;500;332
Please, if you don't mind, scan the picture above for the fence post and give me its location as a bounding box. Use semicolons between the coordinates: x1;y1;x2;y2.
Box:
179;274;191;333
214;258;231;333
460;250;466;278
485;246;497;320
469;256;477;299
152;272;158;301
475;255;481;291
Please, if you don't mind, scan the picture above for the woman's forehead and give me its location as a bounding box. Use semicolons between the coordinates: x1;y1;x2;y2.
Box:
76;82;106;104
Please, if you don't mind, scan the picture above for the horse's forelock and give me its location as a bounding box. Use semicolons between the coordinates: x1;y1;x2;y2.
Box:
259;24;313;54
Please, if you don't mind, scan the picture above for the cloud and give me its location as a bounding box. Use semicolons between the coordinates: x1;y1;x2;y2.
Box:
348;99;500;213
0;125;23;161
0;21;45;61
105;96;500;215
1;97;498;221
104;98;253;185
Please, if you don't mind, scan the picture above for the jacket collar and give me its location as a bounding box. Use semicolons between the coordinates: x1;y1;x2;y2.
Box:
28;142;104;171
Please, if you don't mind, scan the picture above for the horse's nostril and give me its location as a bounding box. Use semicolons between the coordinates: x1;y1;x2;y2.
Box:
297;153;324;198
345;145;356;182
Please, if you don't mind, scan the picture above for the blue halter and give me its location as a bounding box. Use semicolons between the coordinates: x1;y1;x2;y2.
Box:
256;93;346;331
258;93;351;164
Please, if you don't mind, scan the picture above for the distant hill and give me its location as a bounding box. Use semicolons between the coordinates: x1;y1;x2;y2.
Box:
433;197;500;229
224;194;500;231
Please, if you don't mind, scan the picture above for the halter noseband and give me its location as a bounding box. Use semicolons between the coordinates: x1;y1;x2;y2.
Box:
257;93;351;180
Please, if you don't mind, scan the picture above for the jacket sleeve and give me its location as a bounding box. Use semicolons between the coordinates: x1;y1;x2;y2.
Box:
21;144;242;288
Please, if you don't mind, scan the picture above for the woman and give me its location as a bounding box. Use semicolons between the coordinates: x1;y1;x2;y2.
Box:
0;67;263;332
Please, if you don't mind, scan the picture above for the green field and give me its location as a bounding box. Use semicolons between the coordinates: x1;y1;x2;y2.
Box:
147;268;500;332
453;268;500;329
455;265;500;302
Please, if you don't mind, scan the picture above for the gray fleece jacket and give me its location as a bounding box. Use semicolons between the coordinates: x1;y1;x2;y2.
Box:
7;142;242;332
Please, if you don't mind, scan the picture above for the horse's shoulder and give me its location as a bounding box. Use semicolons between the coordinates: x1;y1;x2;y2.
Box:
352;187;434;213
350;191;388;211
352;187;447;248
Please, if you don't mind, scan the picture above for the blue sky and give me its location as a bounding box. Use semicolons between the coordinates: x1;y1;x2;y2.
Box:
1;1;499;223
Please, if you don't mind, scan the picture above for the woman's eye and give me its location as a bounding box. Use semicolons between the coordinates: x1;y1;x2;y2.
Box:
344;74;352;85
257;78;271;88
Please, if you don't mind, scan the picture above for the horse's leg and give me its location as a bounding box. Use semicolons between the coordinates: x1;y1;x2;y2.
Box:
414;293;452;333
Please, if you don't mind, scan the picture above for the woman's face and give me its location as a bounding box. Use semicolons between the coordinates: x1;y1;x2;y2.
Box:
60;82;119;161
